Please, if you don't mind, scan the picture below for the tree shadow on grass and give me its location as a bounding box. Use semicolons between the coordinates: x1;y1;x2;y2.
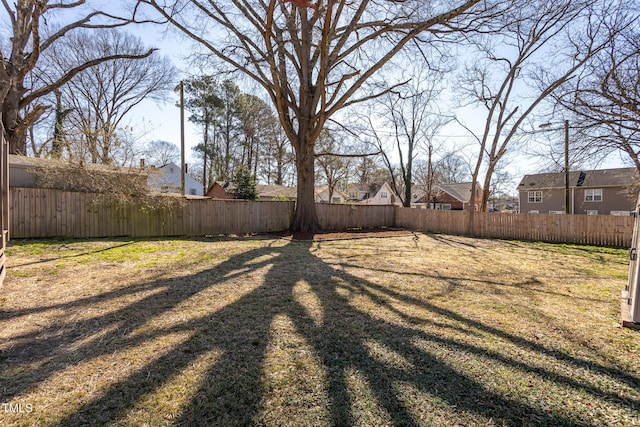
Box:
1;237;638;426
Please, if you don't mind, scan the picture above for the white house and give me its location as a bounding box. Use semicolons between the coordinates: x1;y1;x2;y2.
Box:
344;183;368;202
149;162;203;196
314;185;348;203
361;182;399;205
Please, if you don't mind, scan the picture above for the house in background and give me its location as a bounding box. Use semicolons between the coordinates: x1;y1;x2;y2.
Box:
518;167;638;215
257;184;297;201
344;183;369;202
359;182;399;205
206;182;298;200
412;182;482;211
315;185;348;203
206;181;235;199
10;154;53;187
488;195;519;213
149;162;203;196
9;154;149;191
410;186;429;207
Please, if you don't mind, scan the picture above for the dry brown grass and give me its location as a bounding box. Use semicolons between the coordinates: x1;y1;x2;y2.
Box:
0;233;639;426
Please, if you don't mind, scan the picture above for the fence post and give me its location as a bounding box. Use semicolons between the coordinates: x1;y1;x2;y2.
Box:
0;129;8;287
623;193;640;329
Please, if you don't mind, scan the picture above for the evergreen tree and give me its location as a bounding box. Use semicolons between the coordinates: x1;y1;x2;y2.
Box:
232;167;258;200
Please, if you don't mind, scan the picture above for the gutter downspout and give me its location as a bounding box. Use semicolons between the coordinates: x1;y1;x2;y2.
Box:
571;187;575;214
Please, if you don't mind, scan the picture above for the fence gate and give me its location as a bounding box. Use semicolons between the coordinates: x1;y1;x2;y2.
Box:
624;193;640;329
0;129;8;287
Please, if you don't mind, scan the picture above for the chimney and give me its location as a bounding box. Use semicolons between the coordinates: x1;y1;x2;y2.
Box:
140;158;145;168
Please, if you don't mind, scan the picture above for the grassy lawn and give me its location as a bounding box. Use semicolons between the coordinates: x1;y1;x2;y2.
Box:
0;233;639;426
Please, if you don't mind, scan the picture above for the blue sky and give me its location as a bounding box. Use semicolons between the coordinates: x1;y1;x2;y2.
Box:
2;1;629;189
118;5;630;190
125;22;203;166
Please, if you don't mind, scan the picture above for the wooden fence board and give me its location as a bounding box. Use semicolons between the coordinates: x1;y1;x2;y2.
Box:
7;188;635;246
0;189;295;238
395;207;634;247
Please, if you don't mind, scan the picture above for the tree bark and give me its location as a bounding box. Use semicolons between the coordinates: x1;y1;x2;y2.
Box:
292;143;320;232
481;160;497;212
403;141;413;208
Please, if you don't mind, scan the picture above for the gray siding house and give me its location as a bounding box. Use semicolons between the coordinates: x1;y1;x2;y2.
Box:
518;168;638;215
9;154;149;191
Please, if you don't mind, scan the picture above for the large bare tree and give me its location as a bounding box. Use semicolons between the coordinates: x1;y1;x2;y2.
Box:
457;0;629;231
259;113;294;186
364;67;450;207
145;139;180;167
138;0;489;231
314;129;351;204
1;0;154;155
237;92;276;176
46;29;176;164
554;24;640;171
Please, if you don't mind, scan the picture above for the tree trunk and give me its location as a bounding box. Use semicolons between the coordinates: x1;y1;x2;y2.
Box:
403;158;412;208
481;163;495;212
275;145;285;185
403;139;413;208
3;93;28;155
467;175;480;237
203;124;209;194
6;129;26;155
426;144;433;209
292;144;320;232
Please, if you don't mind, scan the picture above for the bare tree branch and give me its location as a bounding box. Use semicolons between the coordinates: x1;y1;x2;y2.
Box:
1;0;154;154
136;0;492;230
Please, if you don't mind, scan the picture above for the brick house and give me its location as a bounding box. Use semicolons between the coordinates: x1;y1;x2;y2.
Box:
413;182;483;210
205;181;235;199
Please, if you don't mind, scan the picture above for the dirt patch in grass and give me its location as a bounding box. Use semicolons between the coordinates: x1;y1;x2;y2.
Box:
265;227;414;241
0;233;639;426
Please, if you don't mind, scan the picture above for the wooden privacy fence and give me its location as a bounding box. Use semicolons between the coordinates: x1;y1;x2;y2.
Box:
10;187;295;238
9;188;395;239
8;187;635;246
396;207;634;247
316;202;395;230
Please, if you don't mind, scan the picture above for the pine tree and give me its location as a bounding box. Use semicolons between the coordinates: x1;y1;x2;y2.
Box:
232;167;258;200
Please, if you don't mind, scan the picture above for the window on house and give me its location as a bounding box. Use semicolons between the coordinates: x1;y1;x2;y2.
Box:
528;191;542;203
442;204;451;210
586;210;598;215
528;210;539;214
189;189;196;195
585;189;602;202
331;197;341;203
549;210;565;214
348;192;358;199
381;191;388;198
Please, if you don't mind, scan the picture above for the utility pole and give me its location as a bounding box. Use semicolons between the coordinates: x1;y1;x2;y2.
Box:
540;120;571;214
564;120;570;214
179;81;185;196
